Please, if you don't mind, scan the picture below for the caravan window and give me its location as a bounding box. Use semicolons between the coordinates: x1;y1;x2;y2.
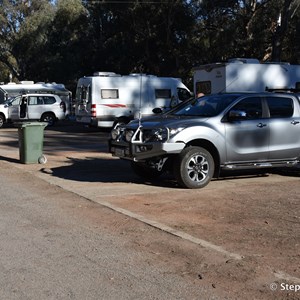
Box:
155;89;171;99
101;89;119;99
196;81;211;95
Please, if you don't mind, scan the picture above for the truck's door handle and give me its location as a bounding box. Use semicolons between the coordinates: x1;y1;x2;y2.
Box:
291;120;300;125
257;123;267;128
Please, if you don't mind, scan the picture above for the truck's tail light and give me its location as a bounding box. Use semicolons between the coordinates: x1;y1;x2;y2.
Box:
91;104;96;117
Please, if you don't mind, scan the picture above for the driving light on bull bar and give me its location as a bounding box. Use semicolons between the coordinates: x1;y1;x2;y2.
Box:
125;130;135;142
111;128;120;140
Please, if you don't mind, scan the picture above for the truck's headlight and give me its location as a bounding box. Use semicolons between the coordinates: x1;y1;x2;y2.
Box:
143;128;168;142
168;127;185;138
154;128;168;141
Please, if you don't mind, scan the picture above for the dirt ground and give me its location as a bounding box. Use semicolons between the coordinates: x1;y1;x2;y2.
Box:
0;123;299;299
90;170;300;300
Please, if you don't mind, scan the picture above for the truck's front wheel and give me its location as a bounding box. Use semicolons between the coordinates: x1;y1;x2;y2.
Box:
174;146;214;189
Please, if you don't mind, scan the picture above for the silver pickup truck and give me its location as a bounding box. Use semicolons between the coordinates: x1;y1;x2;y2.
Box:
109;92;300;189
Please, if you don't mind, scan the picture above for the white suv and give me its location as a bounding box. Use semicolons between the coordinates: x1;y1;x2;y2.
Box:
0;94;66;127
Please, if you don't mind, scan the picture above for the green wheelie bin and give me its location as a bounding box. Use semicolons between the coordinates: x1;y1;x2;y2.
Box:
16;122;48;164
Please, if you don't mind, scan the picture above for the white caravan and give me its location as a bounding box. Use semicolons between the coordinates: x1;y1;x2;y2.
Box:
193;58;300;95
0;81;72;115
75;72;192;128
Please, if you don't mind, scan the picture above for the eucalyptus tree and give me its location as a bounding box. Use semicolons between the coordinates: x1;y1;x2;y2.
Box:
42;0;88;87
188;0;299;64
82;0;194;78
0;0;55;82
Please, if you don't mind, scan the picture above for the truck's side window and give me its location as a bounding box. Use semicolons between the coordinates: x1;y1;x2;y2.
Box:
101;89;119;99
231;97;263;120
11;96;21;106
266;97;293;118
28;97;38;105
43;96;56;105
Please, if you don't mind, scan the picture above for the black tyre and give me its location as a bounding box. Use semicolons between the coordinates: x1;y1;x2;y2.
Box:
113;118;129;128
0;115;5;128
131;161;164;180
41;113;56;126
174;146;215;189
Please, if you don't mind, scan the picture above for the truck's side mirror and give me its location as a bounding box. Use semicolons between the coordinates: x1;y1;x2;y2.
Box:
152;107;163;114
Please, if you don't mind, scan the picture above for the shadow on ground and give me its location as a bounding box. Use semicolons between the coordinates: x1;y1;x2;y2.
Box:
37;156;300;189
39;156;179;188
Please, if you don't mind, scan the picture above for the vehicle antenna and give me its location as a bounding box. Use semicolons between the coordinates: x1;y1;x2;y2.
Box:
138;66;143;127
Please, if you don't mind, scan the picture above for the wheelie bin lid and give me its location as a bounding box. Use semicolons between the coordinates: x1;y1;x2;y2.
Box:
14;122;48;128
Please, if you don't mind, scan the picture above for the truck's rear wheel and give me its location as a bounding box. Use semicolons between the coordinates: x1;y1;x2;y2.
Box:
131;161;163;180
174;146;214;189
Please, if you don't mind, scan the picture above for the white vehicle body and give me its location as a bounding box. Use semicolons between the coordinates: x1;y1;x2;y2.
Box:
193;58;300;95
75;72;192;128
0;93;66;127
0;81;72;115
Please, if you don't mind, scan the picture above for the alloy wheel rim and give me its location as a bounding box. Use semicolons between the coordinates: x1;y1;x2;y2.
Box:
186;154;209;182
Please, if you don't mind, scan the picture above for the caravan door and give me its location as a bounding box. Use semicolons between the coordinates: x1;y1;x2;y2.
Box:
75;81;92;124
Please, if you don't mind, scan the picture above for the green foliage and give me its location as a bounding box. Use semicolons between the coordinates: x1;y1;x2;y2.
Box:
0;0;298;88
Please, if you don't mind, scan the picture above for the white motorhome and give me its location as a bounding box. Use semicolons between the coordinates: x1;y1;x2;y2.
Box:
0;81;72;115
193;58;300;95
75;72;192;128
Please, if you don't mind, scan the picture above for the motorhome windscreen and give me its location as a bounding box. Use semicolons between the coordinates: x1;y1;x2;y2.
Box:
76;85;91;103
178;88;192;101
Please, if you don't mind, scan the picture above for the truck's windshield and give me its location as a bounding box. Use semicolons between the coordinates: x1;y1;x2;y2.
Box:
168;94;240;117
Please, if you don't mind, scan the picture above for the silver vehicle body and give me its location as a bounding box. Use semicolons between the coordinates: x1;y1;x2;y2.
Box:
109;92;300;188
